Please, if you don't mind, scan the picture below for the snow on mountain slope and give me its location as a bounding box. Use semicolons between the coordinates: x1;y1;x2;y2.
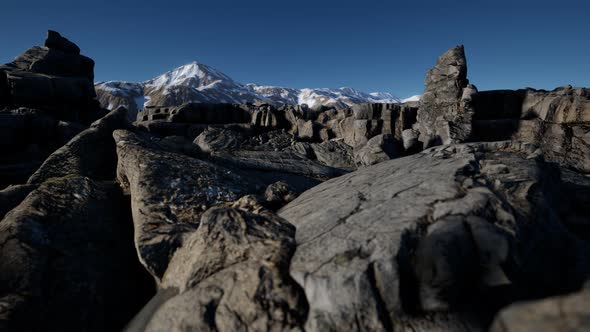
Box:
401;95;421;103
95;61;401;119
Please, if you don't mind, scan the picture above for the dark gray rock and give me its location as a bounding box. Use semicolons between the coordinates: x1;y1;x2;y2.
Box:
491;287;590;332
310;140;356;171
45;30;81;55
264;181;299;210
278;142;590;331
353;134;399;167
193;127;243;153
0;176;152;332
0;184;37;219
27;106;131;184
416;46;472;147
211;150;345;180
470;86;590;173
129;200;307;331
114;129;258;281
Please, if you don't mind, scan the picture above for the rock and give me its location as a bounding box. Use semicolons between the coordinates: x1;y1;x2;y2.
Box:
114;129;258;281
351;103;383;120
290;142;315;159
353;134;399;167
45;30;81;55
297;119;316;141
278;142;590;331
135;120;190;137
0;176;152;331
490;287;590;332
264;181;299;210
211;150;345;181
0;31;101;121
251;106;289;129
193;127;243;153
416;45;471;147
339;118;382;147
129;203;307;331
470;87;590;173
137;103;251;124
0;184;37;219
310;140;356;171
402;128;420;151
27;106;131;184
240;129;295;152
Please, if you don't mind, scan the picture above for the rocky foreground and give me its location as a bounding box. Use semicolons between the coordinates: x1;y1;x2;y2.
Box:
0;32;589;332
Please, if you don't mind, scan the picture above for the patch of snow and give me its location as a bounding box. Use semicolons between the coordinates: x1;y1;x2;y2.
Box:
401;95;421;103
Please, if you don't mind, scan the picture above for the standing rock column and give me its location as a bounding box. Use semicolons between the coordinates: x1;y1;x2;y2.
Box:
416;45;475;147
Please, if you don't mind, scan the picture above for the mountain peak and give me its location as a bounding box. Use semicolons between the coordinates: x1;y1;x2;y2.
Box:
96;60;401;117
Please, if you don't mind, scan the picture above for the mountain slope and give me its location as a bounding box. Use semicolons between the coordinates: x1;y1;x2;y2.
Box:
95;62;400;120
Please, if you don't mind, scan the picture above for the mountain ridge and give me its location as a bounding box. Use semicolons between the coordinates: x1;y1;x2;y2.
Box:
95;61;401;120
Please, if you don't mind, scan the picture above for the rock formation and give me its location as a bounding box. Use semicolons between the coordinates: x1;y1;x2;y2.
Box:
416;45;474;147
0;31;589;332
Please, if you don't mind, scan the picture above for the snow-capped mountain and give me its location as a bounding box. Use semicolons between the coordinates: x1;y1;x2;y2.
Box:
401;95;421;103
95;61;400;120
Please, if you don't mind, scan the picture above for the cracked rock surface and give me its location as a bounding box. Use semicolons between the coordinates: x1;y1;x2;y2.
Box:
114;129;260;281
279;142;590;331
127;197;308;332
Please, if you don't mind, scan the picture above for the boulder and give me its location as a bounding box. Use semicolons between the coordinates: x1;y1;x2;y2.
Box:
278;142;590;331
0;176;152;332
240;129;294;152
193;127;243;153
296;119;316;140
353;134;399;167
1;31;100;120
27;106;131;184
338;117;383;147
211;150;345;181
147;103;251;124
128;202;307;331
491;286;590;332
114;129;258;281
0;184;37;219
264;181;299;210
310;140;356;171
416;45;472;147
402;128;420;152
45;30;81;55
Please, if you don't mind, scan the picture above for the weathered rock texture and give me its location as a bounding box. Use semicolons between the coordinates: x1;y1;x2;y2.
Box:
0;30;100;121
416;45;473;147
130;200;308;331
471;86;590;173
27;106;130;184
279;142;590;331
491;285;590;332
0;176;152;332
114;129;258;280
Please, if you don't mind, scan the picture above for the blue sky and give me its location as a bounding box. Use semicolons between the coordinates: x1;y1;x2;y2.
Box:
1;0;588;98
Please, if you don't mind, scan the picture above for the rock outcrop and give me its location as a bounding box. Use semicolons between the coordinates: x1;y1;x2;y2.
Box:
279;142;590;331
491;284;590;332
0;31;106;188
471;86;590;173
0;30;100;120
128;201;308;331
114;129;259;281
0;176;152;332
416;45;473;147
27;106;131;184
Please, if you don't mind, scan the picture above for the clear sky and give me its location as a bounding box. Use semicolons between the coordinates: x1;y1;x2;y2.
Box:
1;0;588;98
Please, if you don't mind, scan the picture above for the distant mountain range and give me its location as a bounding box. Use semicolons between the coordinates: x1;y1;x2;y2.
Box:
95;62;411;120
